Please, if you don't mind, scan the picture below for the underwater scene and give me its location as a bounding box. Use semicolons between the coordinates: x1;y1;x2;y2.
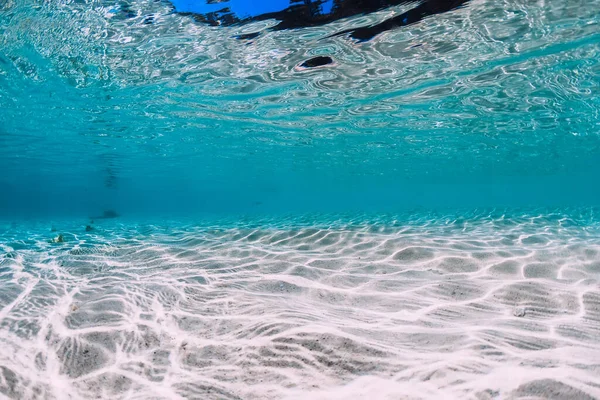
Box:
1;0;600;398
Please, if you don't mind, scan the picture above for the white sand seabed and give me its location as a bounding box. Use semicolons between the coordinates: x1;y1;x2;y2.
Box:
0;213;599;399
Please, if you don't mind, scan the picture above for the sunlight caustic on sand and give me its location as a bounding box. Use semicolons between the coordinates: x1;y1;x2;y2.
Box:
1;211;599;399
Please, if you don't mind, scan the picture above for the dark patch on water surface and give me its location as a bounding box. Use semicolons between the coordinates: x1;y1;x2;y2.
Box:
170;0;470;43
330;0;469;41
300;56;334;69
235;31;261;40
142;15;155;24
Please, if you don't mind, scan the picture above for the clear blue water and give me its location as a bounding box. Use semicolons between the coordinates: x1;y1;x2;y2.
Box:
1;0;599;218
1;0;600;398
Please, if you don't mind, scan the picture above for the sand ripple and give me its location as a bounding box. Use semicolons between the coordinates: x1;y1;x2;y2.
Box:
1;211;600;399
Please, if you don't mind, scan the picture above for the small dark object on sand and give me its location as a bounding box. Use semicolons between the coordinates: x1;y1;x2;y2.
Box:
52;234;64;243
85;225;94;232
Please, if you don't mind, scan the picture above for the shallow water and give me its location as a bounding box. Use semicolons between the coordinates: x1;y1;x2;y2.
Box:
1;0;600;398
1;0;600;215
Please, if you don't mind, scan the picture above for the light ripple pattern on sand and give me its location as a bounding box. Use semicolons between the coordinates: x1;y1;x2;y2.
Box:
1;211;600;399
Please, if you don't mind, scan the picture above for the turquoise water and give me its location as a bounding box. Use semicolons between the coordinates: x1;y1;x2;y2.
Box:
1;0;599;218
2;0;600;398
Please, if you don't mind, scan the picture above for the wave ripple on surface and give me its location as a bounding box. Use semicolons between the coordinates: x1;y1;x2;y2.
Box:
1;212;600;399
